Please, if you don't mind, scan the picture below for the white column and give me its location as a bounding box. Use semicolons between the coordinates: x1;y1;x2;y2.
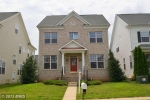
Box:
82;51;85;74
62;52;65;75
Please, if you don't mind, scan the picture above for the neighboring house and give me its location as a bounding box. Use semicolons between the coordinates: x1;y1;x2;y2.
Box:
37;11;110;82
0;12;36;84
110;14;150;77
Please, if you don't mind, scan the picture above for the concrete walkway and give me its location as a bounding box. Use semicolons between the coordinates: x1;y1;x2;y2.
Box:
62;82;77;100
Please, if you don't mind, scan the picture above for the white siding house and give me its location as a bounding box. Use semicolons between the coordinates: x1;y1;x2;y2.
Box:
110;14;150;77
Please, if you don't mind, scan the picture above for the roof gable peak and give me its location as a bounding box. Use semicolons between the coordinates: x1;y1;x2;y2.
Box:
59;40;87;50
55;11;91;26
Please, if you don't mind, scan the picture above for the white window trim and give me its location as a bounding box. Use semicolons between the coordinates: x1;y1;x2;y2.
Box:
89;54;105;69
89;32;103;43
12;72;16;81
129;55;133;69
19;45;22;54
18;64;22;75
43;55;58;70
69;32;79;39
0;59;6;74
140;31;150;42
15;23;19;34
13;54;17;65
44;32;58;44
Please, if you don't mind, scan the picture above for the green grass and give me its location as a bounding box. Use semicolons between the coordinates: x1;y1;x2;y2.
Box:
0;83;67;100
77;82;150;99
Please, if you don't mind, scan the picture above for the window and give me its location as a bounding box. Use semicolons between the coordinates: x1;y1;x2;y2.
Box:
123;58;126;70
146;54;150;68
116;47;119;52
45;33;57;44
32;52;35;56
89;32;103;43
129;55;133;69
90;54;104;68
12;72;16;80
69;32;78;39
15;23;19;34
18;64;22;75
141;32;150;42
0;60;5;74
27;49;30;57
23;47;26;53
19;46;22;54
44;55;57;69
13;55;17;64
137;31;150;42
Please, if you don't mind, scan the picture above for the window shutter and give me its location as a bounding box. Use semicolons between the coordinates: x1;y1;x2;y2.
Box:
137;31;141;43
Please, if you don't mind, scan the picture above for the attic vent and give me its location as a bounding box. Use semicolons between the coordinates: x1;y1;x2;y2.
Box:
71;21;75;26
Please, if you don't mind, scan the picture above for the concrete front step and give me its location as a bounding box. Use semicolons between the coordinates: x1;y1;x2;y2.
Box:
61;77;78;82
68;82;77;86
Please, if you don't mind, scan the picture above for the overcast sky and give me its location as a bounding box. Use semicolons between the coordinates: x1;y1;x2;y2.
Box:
0;0;150;54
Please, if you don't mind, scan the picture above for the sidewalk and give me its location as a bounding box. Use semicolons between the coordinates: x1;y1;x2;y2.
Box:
62;82;77;100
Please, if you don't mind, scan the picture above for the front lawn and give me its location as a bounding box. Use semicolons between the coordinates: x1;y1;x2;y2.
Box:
77;82;150;99
0;83;67;100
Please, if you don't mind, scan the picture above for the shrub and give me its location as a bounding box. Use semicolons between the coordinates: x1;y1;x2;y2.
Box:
44;80;68;86
43;80;55;85
108;50;125;82
87;80;102;85
20;56;38;84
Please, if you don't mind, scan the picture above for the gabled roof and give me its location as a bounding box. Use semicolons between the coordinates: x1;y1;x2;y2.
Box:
0;12;36;50
59;40;87;51
37;11;110;27
56;11;91;26
117;14;150;25
0;12;19;22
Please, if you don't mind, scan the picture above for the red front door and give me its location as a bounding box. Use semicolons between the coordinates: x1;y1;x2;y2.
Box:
70;58;77;71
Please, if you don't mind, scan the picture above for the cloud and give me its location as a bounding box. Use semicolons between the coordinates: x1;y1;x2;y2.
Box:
0;0;150;54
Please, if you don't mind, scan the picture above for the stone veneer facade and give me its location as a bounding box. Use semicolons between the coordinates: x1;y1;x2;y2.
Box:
38;15;109;82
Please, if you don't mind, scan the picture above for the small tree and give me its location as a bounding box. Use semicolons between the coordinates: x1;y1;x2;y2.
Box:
20;56;38;84
108;50;125;82
133;47;138;78
142;52;149;76
133;46;149;78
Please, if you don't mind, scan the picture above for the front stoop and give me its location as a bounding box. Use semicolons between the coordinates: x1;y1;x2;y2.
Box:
62;82;77;100
68;82;77;86
61;74;78;82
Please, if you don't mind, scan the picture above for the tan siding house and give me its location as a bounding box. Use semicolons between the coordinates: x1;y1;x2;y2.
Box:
37;11;110;81
0;12;36;84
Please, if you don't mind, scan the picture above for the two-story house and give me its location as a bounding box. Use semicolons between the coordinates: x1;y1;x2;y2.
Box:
37;11;110;82
0;12;36;84
110;14;150;77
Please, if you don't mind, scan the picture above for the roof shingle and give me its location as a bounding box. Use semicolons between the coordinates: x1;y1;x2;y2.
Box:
117;14;150;25
0;12;19;22
37;14;110;27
